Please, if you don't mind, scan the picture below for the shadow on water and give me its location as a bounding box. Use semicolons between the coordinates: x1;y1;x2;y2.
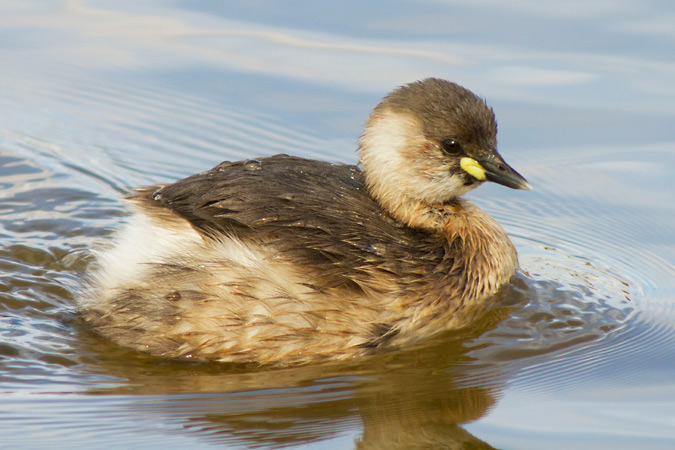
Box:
75;307;510;449
59;268;630;449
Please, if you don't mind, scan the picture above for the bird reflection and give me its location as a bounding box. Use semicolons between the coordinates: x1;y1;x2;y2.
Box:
78;279;530;449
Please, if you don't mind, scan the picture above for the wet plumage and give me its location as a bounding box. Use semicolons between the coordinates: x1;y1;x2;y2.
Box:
80;78;530;365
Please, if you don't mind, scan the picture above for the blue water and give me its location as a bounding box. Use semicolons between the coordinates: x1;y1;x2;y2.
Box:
2;1;675;448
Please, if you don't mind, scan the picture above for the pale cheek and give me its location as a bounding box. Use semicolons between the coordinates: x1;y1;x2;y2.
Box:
359;109;480;204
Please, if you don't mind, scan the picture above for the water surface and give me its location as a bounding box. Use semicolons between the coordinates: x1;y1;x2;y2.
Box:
2;1;675;449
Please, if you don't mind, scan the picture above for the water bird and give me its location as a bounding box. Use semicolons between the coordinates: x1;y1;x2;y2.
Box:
80;78;531;365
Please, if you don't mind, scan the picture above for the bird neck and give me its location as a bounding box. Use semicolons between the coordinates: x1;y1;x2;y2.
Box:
376;190;452;231
381;195;519;293
438;200;519;300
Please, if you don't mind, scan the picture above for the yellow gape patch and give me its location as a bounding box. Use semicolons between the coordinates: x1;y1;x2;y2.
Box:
460;157;486;181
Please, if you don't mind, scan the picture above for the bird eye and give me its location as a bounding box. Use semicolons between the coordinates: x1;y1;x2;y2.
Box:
441;139;463;156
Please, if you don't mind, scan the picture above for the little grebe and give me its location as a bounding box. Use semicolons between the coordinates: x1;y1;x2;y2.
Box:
81;78;531;365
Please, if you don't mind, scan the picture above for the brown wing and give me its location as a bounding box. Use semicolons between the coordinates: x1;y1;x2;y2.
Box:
130;154;446;290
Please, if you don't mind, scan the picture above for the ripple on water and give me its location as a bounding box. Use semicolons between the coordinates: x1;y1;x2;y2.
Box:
460;171;675;395
5;64;351;188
